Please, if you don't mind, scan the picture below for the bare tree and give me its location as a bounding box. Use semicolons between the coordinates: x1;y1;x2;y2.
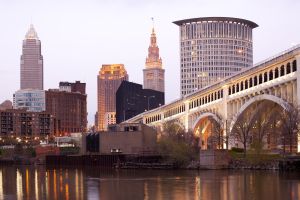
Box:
210;116;230;150
280;103;300;154
251;102;278;154
231;106;257;158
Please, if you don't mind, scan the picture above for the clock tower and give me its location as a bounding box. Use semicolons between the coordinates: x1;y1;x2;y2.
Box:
143;27;165;93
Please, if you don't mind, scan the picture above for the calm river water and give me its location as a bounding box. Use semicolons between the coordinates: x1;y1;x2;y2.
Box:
0;166;299;200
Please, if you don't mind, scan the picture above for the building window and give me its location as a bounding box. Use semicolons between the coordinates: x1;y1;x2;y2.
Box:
240;81;244;91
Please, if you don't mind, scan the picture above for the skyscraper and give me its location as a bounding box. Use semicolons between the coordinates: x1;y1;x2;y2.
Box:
143;28;165;93
97;64;128;131
20;24;43;90
173;17;258;96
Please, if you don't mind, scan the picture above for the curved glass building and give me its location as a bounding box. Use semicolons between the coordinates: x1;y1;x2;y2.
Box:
173;17;258;96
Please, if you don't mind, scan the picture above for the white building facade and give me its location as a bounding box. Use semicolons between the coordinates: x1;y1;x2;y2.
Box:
13;89;45;112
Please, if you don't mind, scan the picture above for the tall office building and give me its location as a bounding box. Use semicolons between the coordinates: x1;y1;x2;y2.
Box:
143;27;165;93
173;17;258;96
97;64;128;131
20;24;44;90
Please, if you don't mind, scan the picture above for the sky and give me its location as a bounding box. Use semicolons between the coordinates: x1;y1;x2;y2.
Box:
0;0;299;125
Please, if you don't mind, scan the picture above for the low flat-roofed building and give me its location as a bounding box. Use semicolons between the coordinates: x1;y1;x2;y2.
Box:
83;123;157;155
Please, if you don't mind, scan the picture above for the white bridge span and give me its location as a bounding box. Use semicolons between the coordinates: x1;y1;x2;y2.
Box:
126;45;300;151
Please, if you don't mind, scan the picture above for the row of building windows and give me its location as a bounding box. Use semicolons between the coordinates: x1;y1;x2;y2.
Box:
229;60;297;95
181;39;251;46
180;21;253;41
182;67;243;74
181;58;252;65
181;45;252;52
182;60;252;67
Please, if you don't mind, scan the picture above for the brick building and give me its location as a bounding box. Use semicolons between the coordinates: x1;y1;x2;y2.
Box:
0;109;55;136
45;88;87;135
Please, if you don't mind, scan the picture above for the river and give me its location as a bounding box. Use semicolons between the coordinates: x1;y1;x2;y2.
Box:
0;166;299;200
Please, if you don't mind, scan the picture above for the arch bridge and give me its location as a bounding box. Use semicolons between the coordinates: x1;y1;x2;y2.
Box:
126;45;300;151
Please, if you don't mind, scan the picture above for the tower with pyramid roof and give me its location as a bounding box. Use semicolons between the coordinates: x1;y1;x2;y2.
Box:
20;24;44;90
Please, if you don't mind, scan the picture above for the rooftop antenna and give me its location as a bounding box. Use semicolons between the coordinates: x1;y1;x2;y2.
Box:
151;17;155;33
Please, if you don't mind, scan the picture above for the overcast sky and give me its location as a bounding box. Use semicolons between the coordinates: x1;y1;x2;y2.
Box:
0;0;299;125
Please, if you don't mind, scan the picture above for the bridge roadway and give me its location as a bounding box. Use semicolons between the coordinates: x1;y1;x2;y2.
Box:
125;45;300;150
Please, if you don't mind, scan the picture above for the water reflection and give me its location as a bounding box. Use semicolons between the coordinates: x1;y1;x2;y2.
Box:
0;166;299;200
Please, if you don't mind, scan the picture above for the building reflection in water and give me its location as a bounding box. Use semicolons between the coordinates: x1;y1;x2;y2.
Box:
16;169;22;200
0;170;3;199
35;170;39;200
0;166;299;199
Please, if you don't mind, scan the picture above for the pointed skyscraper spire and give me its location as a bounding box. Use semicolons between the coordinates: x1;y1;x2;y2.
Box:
146;19;162;69
25;24;39;39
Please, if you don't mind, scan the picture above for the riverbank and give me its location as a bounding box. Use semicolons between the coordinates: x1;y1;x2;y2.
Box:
1;151;300;171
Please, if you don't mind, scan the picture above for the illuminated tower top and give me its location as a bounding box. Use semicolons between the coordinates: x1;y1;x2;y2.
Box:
145;28;162;69
25;24;39;40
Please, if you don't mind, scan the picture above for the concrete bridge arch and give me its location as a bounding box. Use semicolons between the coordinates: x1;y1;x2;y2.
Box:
229;94;290;132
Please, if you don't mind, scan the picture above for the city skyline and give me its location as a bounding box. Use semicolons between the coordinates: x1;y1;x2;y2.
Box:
0;0;299;125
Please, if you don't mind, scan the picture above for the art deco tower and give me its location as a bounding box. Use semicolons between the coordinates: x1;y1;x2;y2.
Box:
20;24;43;90
97;64;128;131
143;28;165;93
